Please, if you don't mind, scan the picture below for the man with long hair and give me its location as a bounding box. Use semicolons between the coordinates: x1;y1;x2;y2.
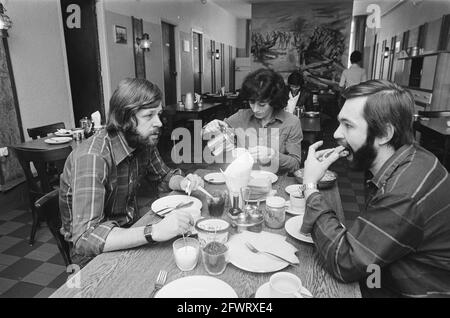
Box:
301;80;450;297
59;78;204;266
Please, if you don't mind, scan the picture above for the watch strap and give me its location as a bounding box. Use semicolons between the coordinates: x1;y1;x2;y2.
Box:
144;224;157;244
303;183;318;191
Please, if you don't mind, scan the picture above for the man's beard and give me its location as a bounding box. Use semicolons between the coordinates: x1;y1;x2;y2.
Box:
340;134;377;171
124;127;160;149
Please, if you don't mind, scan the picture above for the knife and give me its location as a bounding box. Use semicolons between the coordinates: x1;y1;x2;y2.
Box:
153;201;194;217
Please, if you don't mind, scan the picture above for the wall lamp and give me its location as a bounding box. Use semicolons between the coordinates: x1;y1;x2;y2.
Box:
213;49;220;59
0;3;13;38
383;47;390;58
136;33;152;52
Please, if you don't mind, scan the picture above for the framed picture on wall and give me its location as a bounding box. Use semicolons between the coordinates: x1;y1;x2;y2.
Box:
114;25;127;44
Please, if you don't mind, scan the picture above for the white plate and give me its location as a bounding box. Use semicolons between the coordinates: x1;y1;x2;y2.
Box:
250;170;278;183
284;200;305;216
227;231;298;273
204;172;225;184
155;275;238;298
285;184;303;195
285;215;314;244
255;282;313;298
54;130;73;136
44;137;72;144
151;195;202;217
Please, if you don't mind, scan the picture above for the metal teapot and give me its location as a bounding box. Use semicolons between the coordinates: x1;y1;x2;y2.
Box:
184;92;195;109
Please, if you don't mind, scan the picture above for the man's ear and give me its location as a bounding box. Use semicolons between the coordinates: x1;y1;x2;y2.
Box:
378;123;394;146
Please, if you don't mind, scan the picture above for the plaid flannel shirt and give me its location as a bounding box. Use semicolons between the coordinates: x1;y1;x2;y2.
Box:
59;129;182;258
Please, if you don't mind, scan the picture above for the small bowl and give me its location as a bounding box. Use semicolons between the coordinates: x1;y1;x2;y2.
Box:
294;168;337;189
195;218;230;247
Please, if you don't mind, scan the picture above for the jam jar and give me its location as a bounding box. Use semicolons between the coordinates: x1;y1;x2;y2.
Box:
264;196;286;229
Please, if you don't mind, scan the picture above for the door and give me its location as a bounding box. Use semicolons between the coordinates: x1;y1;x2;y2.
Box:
193;32;202;94
60;0;104;125
162;21;177;106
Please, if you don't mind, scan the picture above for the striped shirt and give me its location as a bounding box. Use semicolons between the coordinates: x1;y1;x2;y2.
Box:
59;129;182;259
301;144;450;297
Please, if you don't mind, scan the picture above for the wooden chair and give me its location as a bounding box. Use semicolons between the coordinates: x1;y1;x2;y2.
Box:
11;146;72;245
27;122;65;140
35;189;71;266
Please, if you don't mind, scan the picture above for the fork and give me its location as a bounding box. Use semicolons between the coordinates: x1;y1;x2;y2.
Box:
245;242;297;266
150;270;168;298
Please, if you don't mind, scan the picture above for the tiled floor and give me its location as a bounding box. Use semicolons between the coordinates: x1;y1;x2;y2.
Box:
0;193;69;298
0;118;365;298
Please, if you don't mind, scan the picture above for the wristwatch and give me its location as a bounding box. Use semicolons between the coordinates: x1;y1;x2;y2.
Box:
303;183;318;191
144;224;157;244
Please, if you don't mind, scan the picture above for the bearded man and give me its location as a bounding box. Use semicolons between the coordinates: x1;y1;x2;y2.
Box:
301;80;450;297
59;78;203;266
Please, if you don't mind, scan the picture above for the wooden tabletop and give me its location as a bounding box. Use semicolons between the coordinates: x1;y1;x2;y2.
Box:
10;135;78;151
417;118;450;136
51;169;360;298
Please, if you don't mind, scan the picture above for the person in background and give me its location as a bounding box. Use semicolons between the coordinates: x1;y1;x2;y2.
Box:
284;71;313;114
59;78;204;266
301;80;450;297
203;68;303;173
339;50;367;89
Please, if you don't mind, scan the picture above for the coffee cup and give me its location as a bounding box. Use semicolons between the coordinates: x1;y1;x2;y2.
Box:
269;272;304;298
289;191;305;214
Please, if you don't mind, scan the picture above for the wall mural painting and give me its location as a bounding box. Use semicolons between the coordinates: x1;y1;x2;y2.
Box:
251;0;353;90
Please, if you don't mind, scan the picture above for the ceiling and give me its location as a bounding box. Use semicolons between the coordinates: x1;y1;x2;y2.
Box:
211;0;405;19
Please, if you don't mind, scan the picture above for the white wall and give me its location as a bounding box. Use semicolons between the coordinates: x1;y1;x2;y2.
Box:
104;0;239;47
6;0;74;139
101;0;240;103
104;11;135;95
377;0;450;42
366;0;450;80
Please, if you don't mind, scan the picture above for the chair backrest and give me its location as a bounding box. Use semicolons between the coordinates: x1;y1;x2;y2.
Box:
35;189;71;266
27;122;65;140
418;111;450;118
11;146;72;197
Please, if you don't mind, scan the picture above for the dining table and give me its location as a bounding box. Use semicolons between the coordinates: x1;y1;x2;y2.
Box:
50;168;361;298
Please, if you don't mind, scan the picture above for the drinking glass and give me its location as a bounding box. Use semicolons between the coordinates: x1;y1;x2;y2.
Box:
207;190;228;217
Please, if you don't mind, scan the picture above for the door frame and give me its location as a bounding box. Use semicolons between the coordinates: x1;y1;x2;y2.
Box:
192;28;204;94
95;0;111;115
160;18;181;104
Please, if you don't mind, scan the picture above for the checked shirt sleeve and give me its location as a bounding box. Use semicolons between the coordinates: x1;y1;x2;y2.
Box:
71;153;119;256
147;146;183;193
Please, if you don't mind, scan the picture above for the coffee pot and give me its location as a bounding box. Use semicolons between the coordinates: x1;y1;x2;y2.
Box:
184;92;194;109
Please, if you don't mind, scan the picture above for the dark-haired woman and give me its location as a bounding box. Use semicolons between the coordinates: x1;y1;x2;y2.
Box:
203;68;303;173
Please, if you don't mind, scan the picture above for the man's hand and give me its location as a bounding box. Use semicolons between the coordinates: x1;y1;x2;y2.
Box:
249;146;275;165
151;210;193;242
202;119;228;137
180;173;204;195
303;141;345;184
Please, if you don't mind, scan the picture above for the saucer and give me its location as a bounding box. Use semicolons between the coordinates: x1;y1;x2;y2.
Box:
255;282;313;298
